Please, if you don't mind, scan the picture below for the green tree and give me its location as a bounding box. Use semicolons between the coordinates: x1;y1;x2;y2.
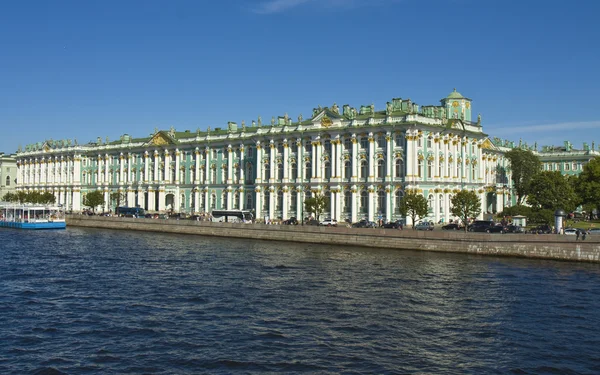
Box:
15;191;28;204
110;191;127;212
2;192;18;202
450;190;481;231
505;148;541;205
398;191;428;229
574;156;600;214
304;193;329;221
526;171;578;212
83;190;105;213
39;192;56;205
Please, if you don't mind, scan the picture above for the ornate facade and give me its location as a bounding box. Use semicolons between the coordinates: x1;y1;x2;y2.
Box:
0;153;17;198
15;90;514;224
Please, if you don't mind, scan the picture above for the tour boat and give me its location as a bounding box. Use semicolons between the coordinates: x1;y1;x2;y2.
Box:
0;203;66;229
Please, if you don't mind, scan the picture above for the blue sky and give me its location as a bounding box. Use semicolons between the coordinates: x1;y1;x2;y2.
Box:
1;0;599;154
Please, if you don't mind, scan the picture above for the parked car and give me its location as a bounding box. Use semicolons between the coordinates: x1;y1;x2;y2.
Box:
488;224;508;234
528;224;552;234
415;222;434;231
319;218;338;227
305;219;320;226
441;223;464;231
352;219;376;228
382;220;404;229
505;224;525;234
468;220;495;233
564;227;577;235
283;217;298;225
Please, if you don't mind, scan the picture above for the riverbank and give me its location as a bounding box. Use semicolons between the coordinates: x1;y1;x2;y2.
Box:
66;215;600;263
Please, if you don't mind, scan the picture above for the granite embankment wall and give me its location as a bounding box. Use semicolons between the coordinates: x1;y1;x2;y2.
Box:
67;215;600;263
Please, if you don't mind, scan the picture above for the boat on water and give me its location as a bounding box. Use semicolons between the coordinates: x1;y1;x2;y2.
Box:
0;203;66;230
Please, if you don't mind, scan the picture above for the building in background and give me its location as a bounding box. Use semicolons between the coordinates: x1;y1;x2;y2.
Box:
0;153;17;199
13;90;524;224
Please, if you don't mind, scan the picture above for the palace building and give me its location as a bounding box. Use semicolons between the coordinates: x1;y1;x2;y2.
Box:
14;89;517;224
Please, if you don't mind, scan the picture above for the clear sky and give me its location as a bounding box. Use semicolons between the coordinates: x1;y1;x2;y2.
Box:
1;0;599;154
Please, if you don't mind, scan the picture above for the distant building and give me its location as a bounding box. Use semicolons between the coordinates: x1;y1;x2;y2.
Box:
0;153;17;199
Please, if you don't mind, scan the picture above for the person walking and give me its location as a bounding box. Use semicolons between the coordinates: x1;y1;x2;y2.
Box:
576;229;580;241
582;229;588;241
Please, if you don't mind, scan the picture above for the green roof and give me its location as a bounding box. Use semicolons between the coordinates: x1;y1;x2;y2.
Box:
446;88;465;99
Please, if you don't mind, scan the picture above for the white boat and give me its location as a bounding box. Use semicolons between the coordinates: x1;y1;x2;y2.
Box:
0;203;66;230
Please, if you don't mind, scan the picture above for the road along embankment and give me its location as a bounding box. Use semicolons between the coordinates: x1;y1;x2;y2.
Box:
67;215;600;263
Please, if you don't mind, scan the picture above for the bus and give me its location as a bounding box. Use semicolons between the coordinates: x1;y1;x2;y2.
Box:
210;210;253;223
116;206;145;217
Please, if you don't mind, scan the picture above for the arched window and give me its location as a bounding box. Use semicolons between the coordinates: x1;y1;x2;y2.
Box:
234;193;240;209
324;162;331;179
324;140;331;154
211;166;216;184
378;189;386;215
471;164;476;181
360;137;368;149
222;192;227;209
305;162;312;180
344;161;351;179
247;146;253;157
234;166;240;182
427;159;433;178
210;194;216;209
344;190;351;213
246;164;253;181
428;194;434;214
377;159;385;178
263;191;270;211
344;138;352;151
418;159;423;178
395;190;404;213
246;194;253;210
291;163;298;179
277;190;283;211
439;194;444;213
360;191;368;214
360;160;368;179
290;191;297;212
395;159;404;178
277;163;284;180
264;163;270;180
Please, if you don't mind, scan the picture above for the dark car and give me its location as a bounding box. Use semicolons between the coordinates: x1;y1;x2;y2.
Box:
283;217;298;225
441;223;464;231
528;224;552;234
352;219;376;228
382;220;404;229
468;220;495;233
488;224;508;234
304;219;320;226
505;224;524;233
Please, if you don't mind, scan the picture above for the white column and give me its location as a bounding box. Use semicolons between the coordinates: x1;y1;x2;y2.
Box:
204;148;211;183
127;188;135;207
368;134;375;179
239;145;245;183
311;141;317;178
352;139;358;179
148;188;156;211
227;146;233;184
164;150;171;183
386;135;392;180
255;145;263;182
175;149;181;184
138;188;145;209
351;189;358;223
158;188;166;211
269;143;276;182
336;141;343;178
406;133;414;178
330;141;336;179
194;149;201;184
194;190;200;213
119;154;125;185
104;154;109;186
282;190;289;219
283;141;289;181
255;189;262;220
368;189;375;221
73;189;81;211
386;190;392;222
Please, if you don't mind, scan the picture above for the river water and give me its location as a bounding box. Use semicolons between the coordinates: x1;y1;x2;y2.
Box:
1;227;599;374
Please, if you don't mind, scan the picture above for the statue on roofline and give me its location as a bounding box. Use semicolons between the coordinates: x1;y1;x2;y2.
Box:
386;102;393;116
331;103;339;115
298;114;303;123
258;116;262;126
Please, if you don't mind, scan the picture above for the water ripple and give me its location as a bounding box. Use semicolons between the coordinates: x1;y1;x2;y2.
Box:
0;227;599;374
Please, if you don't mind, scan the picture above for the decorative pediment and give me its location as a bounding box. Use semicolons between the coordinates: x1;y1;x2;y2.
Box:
145;131;177;146
480;138;496;150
